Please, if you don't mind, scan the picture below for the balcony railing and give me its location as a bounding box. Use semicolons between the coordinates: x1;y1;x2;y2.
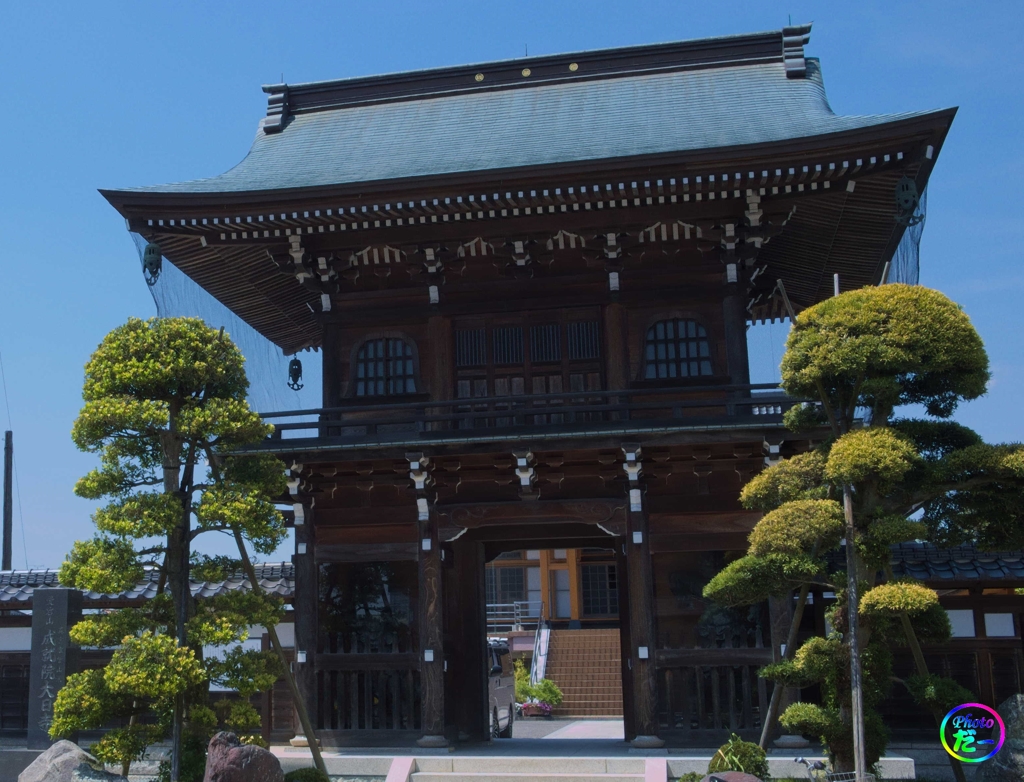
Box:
486;600;545;633
259;383;797;449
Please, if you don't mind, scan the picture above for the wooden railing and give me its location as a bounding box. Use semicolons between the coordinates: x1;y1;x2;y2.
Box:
260;383;796;447
655;648;772;743
314;653;421;735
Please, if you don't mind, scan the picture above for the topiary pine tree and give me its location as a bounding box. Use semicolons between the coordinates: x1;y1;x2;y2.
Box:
52;317;292;781
704;285;1024;778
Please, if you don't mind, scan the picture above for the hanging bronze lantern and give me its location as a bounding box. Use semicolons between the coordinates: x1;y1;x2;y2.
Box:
143;242;163;285
287;356;304;390
894;176;924;227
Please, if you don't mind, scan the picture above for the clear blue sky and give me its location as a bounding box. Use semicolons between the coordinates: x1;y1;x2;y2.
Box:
1;1;1021;569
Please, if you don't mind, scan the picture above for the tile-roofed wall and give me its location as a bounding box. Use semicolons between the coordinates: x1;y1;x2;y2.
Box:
890;542;1024;583
0;563;294;607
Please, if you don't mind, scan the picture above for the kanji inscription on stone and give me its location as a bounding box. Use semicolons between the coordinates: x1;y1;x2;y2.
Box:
27;588;82;749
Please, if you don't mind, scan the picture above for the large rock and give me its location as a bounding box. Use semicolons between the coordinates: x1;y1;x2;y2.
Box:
977;693;1024;782
203;732;283;782
18;740;127;782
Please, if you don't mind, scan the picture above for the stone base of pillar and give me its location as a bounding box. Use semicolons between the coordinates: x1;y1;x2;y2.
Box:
630;734;665;749
289;735;308;747
416;734;449;748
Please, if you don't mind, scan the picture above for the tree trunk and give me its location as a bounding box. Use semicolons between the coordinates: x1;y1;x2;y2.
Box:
843;485;867;778
883;564;967;782
231;528;328;777
161;408;189;782
759;583;811;749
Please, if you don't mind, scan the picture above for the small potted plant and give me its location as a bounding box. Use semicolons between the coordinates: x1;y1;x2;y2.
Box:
520;698;553;718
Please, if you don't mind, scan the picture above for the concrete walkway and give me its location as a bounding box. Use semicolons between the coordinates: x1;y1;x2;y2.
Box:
541;720;626;740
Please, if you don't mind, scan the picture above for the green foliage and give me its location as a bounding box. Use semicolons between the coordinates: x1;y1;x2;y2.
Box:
859;515;926;570
530;678;564;707
739;450;828;511
906;674;975;713
90;725;162;771
781;284;989;419
105;632;207;698
860;581;942;618
707;733;769;779
780;703;888;771
858;580;953;644
59;537;144;594
208;647;283;698
53;317;289;774
50;669;125;737
703;553;823;607
744;286;1019;772
284;769;331;782
780;701;835;742
676;773;704;782
513;658;532;703
782;401;830;432
825;428;919;487
890;419;983;460
748;499;844;557
157;731;208;782
921;443;1024;550
511;660;563;706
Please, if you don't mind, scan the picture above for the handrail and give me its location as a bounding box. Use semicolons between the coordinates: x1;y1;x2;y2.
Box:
486;600;544;633
257;384;800;446
259;382;788;419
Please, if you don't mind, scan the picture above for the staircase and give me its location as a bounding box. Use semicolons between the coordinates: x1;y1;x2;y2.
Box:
543;629;622;718
402;757;658;782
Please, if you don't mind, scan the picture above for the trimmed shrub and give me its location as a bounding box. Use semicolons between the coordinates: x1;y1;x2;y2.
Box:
707;733;769;780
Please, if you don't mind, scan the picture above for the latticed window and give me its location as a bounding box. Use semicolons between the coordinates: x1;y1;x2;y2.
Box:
485;567;526;604
581;565;619;616
354;338;417;396
644;319;712;379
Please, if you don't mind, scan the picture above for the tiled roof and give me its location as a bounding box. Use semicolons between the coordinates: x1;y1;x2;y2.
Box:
109;28;944;196
890;543;1024;583
0;563;294;605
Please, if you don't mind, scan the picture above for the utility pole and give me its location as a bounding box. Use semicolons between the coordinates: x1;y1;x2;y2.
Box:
3;430;12;571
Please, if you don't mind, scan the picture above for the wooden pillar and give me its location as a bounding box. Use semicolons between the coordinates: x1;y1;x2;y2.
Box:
427;315;453;400
567;549;582;622
321;323;342;405
292;505;318;739
721;263;750;389
603;303;629;390
451;539;488;740
616;540;636;741
539;550;552;621
622;445;663;747
417;502;446;746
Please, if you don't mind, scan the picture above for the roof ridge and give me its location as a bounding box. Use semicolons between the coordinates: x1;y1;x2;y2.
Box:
261;25;812;133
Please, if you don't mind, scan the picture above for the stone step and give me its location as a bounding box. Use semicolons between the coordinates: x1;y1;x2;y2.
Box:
413;758;646;774
412;773;643;782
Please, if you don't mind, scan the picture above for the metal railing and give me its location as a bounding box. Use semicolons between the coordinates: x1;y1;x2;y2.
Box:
260;384;797;446
486;600;545;633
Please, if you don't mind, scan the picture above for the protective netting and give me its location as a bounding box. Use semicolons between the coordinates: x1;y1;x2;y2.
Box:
130;233;321;415
889;188;926;285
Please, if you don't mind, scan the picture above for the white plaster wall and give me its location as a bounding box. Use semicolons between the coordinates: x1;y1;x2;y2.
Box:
0;627;32;650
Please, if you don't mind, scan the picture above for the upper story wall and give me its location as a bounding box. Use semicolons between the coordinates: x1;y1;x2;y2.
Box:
320;273;737;408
